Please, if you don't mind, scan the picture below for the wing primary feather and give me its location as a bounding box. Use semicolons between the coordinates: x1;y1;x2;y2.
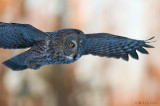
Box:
137;47;149;54
144;36;156;43
129;51;139;60
142;43;154;48
145;36;155;41
121;54;129;61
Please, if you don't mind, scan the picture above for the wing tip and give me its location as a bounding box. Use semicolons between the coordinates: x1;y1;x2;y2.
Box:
135;36;155;55
142;36;156;48
144;36;156;44
145;36;155;41
3;59;28;71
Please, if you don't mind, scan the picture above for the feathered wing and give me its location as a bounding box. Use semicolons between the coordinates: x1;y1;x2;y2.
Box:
84;33;154;61
3;49;43;71
3;50;31;71
0;22;47;49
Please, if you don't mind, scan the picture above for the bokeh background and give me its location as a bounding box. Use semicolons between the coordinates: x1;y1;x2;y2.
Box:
0;0;160;106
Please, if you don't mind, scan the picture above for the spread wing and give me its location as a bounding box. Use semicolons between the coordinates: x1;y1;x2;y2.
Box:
84;33;154;61
0;22;48;49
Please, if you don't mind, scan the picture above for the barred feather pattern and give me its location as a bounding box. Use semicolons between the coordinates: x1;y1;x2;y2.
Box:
0;22;47;49
84;33;154;61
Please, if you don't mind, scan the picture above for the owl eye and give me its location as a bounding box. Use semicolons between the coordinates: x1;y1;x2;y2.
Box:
69;42;75;47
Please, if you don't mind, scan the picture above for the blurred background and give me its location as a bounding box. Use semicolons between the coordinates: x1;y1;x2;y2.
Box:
0;0;159;106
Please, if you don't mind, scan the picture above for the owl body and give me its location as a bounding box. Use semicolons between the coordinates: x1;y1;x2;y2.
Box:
23;29;85;69
0;22;154;71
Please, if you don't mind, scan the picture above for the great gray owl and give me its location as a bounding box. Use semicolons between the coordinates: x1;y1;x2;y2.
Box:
0;22;154;71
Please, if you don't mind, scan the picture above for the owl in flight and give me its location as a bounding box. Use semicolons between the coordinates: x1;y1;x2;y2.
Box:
0;22;154;71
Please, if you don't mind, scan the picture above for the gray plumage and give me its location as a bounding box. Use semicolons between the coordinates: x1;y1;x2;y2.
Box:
0;22;154;71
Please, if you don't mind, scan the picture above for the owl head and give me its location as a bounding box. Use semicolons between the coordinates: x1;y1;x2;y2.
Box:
62;29;86;61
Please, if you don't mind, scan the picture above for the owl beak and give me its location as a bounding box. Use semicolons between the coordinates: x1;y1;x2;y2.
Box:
73;50;79;60
75;50;79;55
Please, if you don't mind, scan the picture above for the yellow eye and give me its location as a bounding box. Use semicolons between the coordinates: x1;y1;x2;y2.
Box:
69;42;75;47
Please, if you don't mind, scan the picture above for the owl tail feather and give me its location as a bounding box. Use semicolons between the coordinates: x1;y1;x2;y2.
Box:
3;51;29;71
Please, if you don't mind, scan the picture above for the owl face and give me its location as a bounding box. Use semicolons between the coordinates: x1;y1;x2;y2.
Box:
62;33;86;60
